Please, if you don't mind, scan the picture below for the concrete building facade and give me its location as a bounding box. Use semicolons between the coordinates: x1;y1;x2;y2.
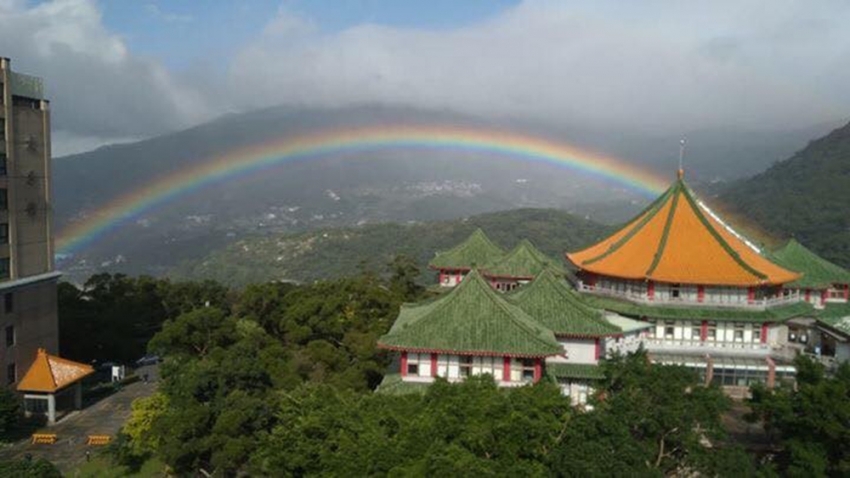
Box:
0;57;60;388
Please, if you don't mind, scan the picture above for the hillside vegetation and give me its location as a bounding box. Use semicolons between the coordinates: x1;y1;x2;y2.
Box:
171;208;611;287
721;120;850;267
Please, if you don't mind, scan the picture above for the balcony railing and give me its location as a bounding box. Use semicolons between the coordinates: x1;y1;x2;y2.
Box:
643;338;771;354
577;282;802;310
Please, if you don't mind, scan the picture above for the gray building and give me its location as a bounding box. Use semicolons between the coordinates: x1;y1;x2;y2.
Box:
0;57;60;388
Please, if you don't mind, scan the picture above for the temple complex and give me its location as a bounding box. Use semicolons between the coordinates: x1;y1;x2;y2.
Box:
378;171;850;402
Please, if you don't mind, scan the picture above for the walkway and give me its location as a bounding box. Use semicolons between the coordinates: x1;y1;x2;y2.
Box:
0;369;157;472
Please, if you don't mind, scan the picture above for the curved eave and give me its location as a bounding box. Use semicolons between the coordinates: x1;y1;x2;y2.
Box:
481;271;536;281
554;332;621;339
428;265;472;272
377;343;561;358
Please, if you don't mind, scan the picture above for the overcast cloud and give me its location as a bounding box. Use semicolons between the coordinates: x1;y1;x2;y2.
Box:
2;0;850;155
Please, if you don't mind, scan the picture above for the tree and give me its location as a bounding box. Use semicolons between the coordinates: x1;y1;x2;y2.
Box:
0;388;21;441
749;355;850;476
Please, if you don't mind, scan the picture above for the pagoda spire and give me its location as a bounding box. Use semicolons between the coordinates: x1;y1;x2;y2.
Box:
677;138;686;180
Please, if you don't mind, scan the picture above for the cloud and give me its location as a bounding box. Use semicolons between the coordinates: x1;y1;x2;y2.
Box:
229;0;850;132
144;3;193;23
0;0;212;152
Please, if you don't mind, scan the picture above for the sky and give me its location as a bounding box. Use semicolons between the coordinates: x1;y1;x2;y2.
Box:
1;0;849;156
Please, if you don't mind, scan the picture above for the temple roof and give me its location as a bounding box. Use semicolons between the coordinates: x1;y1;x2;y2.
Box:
566;176;800;286
770;239;850;289
483;239;566;279
508;269;620;337
17;348;94;393
378;270;562;357
428;229;506;271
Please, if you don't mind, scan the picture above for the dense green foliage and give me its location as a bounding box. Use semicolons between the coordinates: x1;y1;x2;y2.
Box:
0;388;21;441
749;355;850;476
722;120;850;267
171;208;611;287
59;274;230;363
0;457;62;477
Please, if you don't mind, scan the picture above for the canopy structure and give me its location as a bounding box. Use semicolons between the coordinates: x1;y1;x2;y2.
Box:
508;269;620;338
378;270;562;357
17;348;94;393
566;173;800;286
428;228;506;271
483;239;565;279
770;239;850;290
17;348;94;425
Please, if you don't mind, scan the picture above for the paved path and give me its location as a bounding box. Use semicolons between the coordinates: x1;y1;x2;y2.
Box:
0;369;158;472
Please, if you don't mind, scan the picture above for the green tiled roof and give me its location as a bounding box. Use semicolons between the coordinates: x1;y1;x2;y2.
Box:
374;373;431;395
483;239;566;279
428;229;506;270
581;293;815;323
770;239;850;289
379;270;562;357
547;362;605;380
508;270;621;337
819;302;850;321
605;314;653;333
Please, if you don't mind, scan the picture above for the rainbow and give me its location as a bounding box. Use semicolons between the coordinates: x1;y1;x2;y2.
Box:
56;124;670;255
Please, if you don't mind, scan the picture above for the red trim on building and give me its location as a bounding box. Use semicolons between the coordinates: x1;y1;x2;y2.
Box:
747;287;755;304
438;271;445;284
697;285;705;303
761;323;768;344
700;320;708;342
533;358;542;383
805;289;811;302
503;356;511;382
376;344;558;359
400;352;408;377
594;338;601;361
821;289;828;306
430;353;438;377
647;280;655;300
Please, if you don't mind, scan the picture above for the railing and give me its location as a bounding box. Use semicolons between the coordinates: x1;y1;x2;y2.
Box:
642;338;770;353
577;282;802;310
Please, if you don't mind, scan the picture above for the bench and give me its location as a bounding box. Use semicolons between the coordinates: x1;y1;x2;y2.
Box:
31;433;57;445
86;435;111;446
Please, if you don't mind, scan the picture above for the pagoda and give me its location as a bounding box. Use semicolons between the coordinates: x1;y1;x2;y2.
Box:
483;239;566;292
17;348;94;424
566;171;811;392
429;229;506;287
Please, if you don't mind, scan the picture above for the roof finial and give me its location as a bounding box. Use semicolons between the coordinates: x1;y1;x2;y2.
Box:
678;138;686;179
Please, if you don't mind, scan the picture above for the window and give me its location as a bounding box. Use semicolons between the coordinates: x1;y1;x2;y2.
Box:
664;320;675;339
406;353;423;376
520;358;536;382
691;326;701;340
5;325;13;347
753;328;761;342
0;224;7;245
0;189;6;211
4;293;12;313
6;363;15;385
0;154;5;176
670;284;681;299
459;355;473;377
734;323;745;341
0;258;8;280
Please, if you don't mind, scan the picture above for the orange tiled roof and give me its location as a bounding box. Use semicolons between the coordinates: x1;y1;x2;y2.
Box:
566;174;800;286
17;348;95;393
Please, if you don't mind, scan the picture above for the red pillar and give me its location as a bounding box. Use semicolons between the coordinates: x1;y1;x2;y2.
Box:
400;352;408;377
747;287;755;304
805;289;811;302
594;338;601;361
821;290;828;306
761;323;768;344
430;353;438;377
587;273;597;289
647;281;655;301
533;358;542;383
766;357;776;389
697;285;705;303
502;356;511;382
844;285;849;300
700;320;708;342
438;270;445;284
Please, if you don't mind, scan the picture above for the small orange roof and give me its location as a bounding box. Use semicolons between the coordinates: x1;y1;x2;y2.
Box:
566;175;800;286
17;348;95;393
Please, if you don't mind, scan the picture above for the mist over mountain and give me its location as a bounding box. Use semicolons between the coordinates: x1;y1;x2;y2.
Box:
721;120;850;267
53;104;836;282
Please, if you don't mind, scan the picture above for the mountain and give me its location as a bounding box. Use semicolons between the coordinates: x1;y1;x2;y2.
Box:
169;208;612;287
53;104;837;280
720;121;850;267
